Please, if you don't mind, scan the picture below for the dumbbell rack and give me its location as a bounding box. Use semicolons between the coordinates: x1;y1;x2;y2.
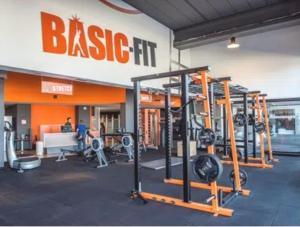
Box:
163;71;250;215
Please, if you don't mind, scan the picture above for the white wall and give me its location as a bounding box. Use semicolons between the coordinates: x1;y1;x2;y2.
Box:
0;0;171;88
190;25;300;99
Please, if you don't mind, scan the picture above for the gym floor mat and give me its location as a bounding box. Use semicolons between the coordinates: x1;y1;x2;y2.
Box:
0;152;299;225
141;157;183;170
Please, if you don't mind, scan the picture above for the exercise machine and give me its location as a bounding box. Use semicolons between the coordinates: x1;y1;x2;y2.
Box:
56;131;108;168
4;121;41;173
102;132;134;162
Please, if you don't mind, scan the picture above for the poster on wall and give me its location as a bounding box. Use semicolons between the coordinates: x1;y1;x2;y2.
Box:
0;0;171;88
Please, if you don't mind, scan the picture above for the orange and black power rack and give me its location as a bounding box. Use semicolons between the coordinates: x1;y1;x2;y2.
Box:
130;66;249;217
162;73;250;207
259;93;278;163
222;91;277;168
215;87;249;162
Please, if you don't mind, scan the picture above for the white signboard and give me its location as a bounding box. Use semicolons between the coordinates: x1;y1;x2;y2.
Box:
0;0;171;88
41;81;73;95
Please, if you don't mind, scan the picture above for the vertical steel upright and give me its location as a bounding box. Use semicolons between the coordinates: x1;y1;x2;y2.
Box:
165;88;172;179
243;93;248;163
255;95;265;165
261;96;274;161
0;76;4;168
181;74;191;202
133;81;141;192
223;80;242;191
209;83;214;130
252;99;256;158
223;104;227;155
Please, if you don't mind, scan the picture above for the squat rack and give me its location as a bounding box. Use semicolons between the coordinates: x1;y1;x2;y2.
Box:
130;67;249;217
222;91;277;168
162;74;250;206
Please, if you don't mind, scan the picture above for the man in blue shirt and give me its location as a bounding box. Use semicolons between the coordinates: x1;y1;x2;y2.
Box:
76;119;87;151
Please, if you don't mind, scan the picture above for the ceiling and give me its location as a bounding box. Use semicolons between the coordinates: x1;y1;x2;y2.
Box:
124;0;300;49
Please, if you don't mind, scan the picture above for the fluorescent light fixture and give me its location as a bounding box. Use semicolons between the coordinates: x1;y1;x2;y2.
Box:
227;37;240;49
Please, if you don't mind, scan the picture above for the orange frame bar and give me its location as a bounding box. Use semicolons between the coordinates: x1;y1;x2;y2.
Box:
164;178;250;197
200;71;220;212
260;96;279;163
140;191;234;217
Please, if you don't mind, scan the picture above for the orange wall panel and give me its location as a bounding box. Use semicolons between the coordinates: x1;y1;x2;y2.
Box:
4;72;126;105
31;104;75;141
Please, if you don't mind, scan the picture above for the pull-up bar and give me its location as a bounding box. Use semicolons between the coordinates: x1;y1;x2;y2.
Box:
162;77;233;89
131;66;210;82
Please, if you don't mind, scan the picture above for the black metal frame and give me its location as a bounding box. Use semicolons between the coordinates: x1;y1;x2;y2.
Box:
132;67;209;201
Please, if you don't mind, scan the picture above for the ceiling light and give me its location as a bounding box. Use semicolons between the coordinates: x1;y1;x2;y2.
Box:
227;37;240;49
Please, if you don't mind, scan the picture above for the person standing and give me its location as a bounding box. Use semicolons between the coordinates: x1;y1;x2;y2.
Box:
100;122;106;136
62;117;73;132
77;119;87;151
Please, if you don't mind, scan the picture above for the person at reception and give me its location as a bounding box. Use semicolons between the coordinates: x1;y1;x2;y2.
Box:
77;120;87;151
62;117;73;132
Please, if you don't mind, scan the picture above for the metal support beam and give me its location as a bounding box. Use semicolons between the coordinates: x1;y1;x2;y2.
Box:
252;100;256;158
181;74;190;202
133;81;141;192
165;88;172;179
223;104;227;156
0;74;4;168
243;93;248;163
174;0;300;49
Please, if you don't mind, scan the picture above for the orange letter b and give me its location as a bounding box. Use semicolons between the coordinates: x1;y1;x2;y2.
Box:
41;12;66;54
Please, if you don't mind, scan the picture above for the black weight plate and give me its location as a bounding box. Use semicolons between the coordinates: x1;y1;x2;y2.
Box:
193;153;223;183
234;113;247;127
199;128;216;145
229;169;248;186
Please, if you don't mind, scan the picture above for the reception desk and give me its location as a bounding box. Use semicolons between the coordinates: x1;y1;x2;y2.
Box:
43;132;77;155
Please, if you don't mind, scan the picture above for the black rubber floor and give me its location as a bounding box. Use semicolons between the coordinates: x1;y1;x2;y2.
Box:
0;152;299;226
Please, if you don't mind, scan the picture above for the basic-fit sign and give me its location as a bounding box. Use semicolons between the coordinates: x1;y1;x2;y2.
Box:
0;0;170;87
41;12;157;67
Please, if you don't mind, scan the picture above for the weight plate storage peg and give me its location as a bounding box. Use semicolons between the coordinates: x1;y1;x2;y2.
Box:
254;122;266;134
228;169;248;186
193;153;223;183
234;113;247;127
199;128;216;145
